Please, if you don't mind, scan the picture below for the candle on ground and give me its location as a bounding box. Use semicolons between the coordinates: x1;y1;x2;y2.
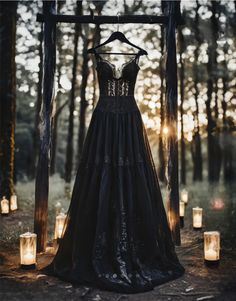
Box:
54;212;67;240
20;232;37;269
1;196;9;215
204;231;220;267
10;194;18;211
181;189;188;204
193;207;203;229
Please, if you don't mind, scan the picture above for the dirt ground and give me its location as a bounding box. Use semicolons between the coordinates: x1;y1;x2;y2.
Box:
1;193;236;301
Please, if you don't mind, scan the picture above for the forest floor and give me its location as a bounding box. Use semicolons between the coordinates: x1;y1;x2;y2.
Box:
0;176;236;301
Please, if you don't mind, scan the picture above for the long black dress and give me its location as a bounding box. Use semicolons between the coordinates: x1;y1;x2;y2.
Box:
44;49;184;293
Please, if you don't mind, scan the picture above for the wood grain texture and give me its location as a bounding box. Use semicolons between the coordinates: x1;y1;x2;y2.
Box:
34;0;56;252
162;0;181;246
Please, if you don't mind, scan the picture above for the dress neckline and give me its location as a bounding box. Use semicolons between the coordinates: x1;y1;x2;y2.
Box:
95;50;141;80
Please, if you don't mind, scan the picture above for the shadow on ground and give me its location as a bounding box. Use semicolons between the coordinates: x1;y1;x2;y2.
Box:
1;180;236;300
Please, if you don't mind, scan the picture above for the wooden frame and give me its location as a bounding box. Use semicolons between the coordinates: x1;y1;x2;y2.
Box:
34;0;181;252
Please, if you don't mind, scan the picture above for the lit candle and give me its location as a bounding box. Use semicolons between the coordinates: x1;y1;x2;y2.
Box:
20;232;37;269
193;207;203;229
205;248;217;261
181;189;188;204
179;201;185;217
58;223;64;236
10;194;18;211
204;231;220;267
1;196;9;215
24;250;34;262
54;212;66;240
179;201;185;228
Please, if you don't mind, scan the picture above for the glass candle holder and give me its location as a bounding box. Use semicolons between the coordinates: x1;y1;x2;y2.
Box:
1;196;9;215
54;212;66;240
10;194;18;211
181;189;188;204
204;231;220;267
20;232;37;269
193;207;203;229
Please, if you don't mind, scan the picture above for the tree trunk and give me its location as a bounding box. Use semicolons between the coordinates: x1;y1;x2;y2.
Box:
206;1;221;182
0;1;17;201
77;31;90;163
31;25;43;179
50;0;64;176
50;64;62;175
221;25;233;181
213;80;222;181
206;65;215;182
91;26;101;108
34;1;56;252
221;75;232;181
64;1;82;183
76;1;105;163
212;1;222;181
178;26;186;185
158;25;166;183
162;0;181;246
192;0;202;181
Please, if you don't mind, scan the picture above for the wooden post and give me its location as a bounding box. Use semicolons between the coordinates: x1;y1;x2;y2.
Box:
34;0;56;252
158;26;166;183
178;26;186;185
162;0;181;245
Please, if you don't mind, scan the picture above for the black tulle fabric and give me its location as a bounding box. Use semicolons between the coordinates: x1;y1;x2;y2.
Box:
43;50;184;293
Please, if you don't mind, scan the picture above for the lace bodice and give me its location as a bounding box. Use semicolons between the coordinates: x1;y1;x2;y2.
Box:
94;50;141;97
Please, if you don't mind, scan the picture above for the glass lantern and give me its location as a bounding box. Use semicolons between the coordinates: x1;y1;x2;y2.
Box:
10;194;18;211
20;232;37;269
54;212;67;240
181;189;188;204
1;196;9;215
204;231;220;267
192;207;203;229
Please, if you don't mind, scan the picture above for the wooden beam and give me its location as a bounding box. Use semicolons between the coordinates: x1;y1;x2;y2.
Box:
34;0;56;252
37;13;182;25
162;0;181;245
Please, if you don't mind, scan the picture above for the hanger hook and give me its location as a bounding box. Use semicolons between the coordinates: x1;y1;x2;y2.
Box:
117;12;120;32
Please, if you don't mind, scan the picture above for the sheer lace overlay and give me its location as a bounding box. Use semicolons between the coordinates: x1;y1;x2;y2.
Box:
95;51;140;97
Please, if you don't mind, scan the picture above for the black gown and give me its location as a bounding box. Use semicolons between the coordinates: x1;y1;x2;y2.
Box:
44;49;184;293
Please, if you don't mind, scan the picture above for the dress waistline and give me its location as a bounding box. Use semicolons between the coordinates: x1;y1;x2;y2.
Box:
95;95;139;113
